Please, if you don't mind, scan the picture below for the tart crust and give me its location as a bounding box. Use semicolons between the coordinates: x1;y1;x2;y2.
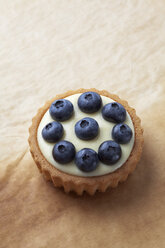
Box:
28;88;144;195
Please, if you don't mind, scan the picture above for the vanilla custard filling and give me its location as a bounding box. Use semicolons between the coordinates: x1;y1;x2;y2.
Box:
37;94;135;177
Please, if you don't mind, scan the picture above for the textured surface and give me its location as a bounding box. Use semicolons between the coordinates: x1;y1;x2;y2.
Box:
0;0;165;247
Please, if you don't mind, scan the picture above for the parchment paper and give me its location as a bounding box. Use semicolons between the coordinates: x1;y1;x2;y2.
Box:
0;1;165;247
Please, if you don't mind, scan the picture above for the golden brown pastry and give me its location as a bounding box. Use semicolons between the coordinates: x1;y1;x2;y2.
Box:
28;88;144;195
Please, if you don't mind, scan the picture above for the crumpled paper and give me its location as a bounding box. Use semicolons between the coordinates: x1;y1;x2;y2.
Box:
0;1;165;247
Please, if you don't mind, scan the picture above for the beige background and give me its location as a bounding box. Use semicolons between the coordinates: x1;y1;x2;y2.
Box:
0;0;165;247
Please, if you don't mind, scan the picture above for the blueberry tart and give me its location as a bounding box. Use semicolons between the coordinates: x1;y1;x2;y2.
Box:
28;88;144;195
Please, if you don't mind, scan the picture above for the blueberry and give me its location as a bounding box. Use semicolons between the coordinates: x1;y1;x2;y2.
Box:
42;121;63;143
49;99;73;121
112;123;132;144
75;117;99;140
102;102;126;123
52;140;76;164
98;141;122;165
75;148;99;172
78;91;102;113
